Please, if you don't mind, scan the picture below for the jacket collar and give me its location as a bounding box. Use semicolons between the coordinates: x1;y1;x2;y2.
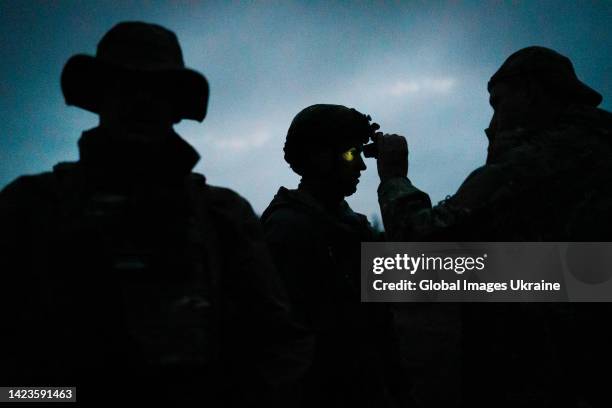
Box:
77;126;200;179
262;186;370;239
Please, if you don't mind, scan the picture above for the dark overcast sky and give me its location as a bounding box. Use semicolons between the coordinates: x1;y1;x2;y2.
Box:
1;0;610;218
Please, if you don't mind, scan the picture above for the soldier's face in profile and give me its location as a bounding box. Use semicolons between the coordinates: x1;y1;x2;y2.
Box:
333;144;367;197
487;80;531;138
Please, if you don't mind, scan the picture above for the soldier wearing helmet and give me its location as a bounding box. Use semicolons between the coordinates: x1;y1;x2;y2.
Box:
261;104;416;408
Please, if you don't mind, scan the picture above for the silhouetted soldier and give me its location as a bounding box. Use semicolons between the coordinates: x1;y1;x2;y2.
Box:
261;105;415;408
374;47;612;407
0;22;309;406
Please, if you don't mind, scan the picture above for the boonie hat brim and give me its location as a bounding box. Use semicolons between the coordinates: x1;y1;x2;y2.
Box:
61;54;210;122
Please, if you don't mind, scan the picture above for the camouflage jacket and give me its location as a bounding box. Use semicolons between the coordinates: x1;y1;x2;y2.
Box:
379;105;612;241
0;127;308;403
261;187;411;407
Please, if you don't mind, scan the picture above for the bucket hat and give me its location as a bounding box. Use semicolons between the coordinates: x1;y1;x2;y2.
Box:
61;21;209;121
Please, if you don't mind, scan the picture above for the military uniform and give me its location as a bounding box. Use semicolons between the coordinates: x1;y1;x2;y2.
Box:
378;104;612;407
379;105;612;242
0;127;306;405
262;186;411;408
0;21;313;406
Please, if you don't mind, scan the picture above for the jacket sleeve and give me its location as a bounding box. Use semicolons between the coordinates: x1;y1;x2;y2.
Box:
377;176;469;241
377;159;521;242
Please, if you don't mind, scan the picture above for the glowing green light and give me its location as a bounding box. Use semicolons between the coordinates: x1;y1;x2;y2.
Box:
342;148;357;162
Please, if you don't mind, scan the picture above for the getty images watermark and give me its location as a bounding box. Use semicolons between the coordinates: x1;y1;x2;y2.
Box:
360;242;612;302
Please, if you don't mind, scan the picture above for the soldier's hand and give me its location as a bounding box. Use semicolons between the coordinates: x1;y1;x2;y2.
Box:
373;132;408;182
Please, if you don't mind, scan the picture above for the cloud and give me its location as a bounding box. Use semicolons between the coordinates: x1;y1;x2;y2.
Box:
389;77;456;96
210;128;273;151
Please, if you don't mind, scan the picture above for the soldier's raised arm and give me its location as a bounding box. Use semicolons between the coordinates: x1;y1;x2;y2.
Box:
374;133;472;241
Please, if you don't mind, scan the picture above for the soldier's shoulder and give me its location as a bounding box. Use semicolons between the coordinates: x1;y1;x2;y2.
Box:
261;189;318;239
342;203;372;228
263;204;313;230
353;210;370;225
0;170;58;203
188;172;256;217
263;208;318;247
